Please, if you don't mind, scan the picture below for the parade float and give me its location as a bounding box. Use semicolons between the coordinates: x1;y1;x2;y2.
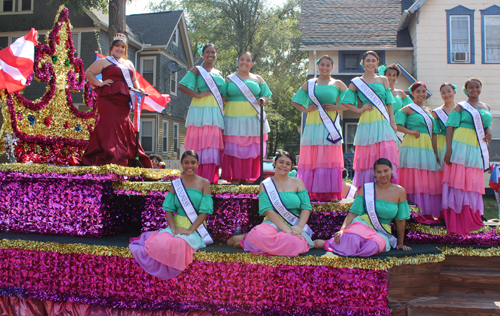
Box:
0;5;499;316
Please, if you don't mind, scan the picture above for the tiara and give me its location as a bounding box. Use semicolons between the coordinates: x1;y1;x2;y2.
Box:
113;33;127;43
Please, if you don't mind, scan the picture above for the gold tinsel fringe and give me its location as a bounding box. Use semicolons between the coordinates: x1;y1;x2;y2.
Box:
407;222;492;236
0;239;444;270
438;246;500;257
0;239;133;257
0;163;180;180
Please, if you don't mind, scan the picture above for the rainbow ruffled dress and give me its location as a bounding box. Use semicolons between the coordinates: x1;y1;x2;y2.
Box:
241;190;313;257
341;83;399;187
442;109;492;235
324;195;410;256
129;189;213;280
292;85;346;201
221;79;272;181
396;108;442;218
433;109;449;171
179;71;226;183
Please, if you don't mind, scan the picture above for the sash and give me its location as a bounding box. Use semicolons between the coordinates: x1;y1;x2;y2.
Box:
351;77;401;142
434;108;449;127
363;182;398;248
228;74;266;121
196;66;224;118
409;103;433;136
458;101;490;171
262;177;314;236
171;179;214;245
307;79;342;143
106;56;135;107
345;185;357;199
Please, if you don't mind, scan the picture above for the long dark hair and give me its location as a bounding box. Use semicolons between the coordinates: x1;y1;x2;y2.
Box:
181;150;199;162
373;158;392;169
274;150;295;166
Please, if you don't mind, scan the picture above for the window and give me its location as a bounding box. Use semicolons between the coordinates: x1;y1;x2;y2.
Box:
140;119;155;153
170;71;177;95
162;120;169;153
19;0;31;11
173;123;179;154
481;6;500;64
172;27;178;46
339;51;385;73
1;0;33;13
446;6;475;64
2;0;13;12
489;117;500;163
343;121;358;154
141;57;156;86
72;33;80;58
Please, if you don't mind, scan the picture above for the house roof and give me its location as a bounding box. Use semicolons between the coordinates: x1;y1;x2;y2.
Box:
86;9;142;46
126;11;183;46
300;0;409;50
398;0;427;30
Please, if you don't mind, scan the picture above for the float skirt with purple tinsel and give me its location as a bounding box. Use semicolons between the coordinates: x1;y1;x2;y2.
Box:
0;239;448;316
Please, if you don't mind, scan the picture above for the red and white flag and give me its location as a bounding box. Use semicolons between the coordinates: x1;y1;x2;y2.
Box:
0;28;38;93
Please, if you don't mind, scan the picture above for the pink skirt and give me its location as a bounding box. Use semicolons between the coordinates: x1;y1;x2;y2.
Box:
443;206;484;235
144;230;196;271
241;223;310;257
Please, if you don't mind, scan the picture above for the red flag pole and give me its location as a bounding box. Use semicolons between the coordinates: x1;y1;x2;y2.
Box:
130;87;148;167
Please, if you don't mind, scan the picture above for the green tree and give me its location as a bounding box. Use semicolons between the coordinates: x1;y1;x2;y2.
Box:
52;0;130;41
150;0;307;156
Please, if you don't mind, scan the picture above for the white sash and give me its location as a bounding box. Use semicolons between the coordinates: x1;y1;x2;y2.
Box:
351;77;401;142
409;103;433;136
171;179;214;245
363;182;397;248
434;108;449;127
196;66;224;118
345;185;357;199
262;177;313;237
228;74;266;121
458;101;490;171
106;56;135;107
351;77;390;122
307;79;342;143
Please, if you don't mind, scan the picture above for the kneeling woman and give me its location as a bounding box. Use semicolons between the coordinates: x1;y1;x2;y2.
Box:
227;151;313;256
129;151;213;279
314;158;411;256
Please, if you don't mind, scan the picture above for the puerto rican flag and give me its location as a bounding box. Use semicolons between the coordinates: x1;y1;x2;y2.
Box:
95;52;170;114
490;163;500;192
0;28;38;93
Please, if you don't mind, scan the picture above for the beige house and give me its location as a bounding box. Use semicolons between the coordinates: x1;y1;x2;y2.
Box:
300;0;500;162
400;0;500;161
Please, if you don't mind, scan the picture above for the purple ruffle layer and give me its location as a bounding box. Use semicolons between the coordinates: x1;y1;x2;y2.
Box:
442;184;484;214
196;147;221;165
407;193;442;218
298;168;343;194
223;142;266;159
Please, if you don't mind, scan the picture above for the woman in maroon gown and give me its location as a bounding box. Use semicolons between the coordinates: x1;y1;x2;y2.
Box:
83;33;152;168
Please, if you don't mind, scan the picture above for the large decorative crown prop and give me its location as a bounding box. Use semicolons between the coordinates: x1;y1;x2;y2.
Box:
113;33;127;43
0;5;99;165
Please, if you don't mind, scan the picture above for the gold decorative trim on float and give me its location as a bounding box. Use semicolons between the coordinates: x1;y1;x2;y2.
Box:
438;246;500;257
0;239;444;270
407;222;491;235
0;163;180;180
